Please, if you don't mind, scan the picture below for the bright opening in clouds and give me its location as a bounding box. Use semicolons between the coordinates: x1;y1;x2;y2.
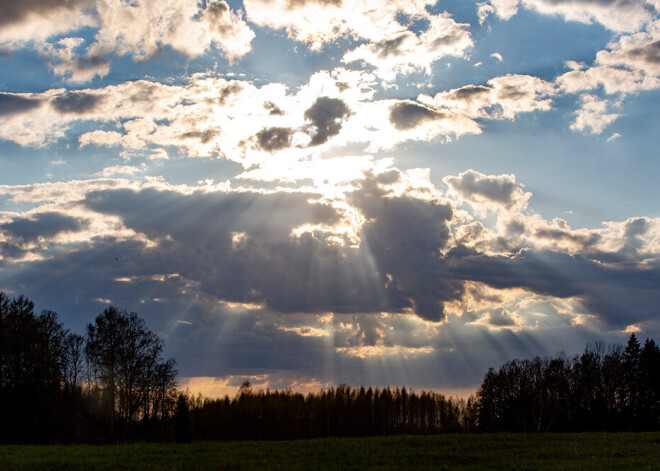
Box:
0;0;658;397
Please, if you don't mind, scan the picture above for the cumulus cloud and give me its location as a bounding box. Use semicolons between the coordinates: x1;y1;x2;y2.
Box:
1;0;254;82
444;170;531;212
0;168;658;356
89;0;254;62
0;69;481;161
245;0;472;78
429;74;557;120
596;28;660;76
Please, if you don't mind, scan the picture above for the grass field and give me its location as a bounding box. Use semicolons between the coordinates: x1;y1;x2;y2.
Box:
2;433;659;470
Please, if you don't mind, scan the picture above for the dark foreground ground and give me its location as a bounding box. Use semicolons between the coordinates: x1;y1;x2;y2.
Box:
2;433;660;470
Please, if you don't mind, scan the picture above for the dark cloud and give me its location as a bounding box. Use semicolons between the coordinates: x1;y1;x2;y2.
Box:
389;102;443;130
205;0;229;19
497;84;527;100
447;247;660;328
179;129;220;144
72;55;108;71
263;101;284;115
487;308;516;327
431;30;466;48
304;97;351;146
217;82;243;105
128;81;161;103
1;212;84;242
0;93;43;116
349;174;460;322
447;85;490;101
371;34;408;58
621;217;650;253
256;127;294;151
0;0;87;29
52;92;103;114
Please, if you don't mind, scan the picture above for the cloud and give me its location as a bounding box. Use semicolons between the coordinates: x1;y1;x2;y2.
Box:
0;68;558;164
38;38;110;83
429;74;557;120
95;165;145;177
557;65;658;95
1;1;254;82
89;0;254;62
0;93;43;116
0;0;93;45
444;170;531;212
304;97;351;146
0;170;658;366
341;13;473;79
52;91;104;114
478;0;655;32
245;0;472;78
389;102;444;130
0;212;85;244
596;29;660;76
255;127;295;152
79;130;124;147
486;307;517;327
569;94;621;134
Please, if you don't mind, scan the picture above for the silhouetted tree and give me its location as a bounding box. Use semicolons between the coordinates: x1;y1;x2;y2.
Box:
175;393;192;442
86;306;177;441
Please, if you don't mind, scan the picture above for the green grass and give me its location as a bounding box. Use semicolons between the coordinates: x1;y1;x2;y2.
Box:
2;433;660;470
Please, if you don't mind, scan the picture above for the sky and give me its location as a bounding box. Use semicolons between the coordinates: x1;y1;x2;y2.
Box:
0;0;659;398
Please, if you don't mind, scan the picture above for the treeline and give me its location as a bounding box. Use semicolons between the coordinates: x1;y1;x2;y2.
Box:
179;383;476;441
477;334;660;432
0;293;177;443
2;291;660;443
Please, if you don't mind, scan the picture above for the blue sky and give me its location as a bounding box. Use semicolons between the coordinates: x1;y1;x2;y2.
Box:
0;0;658;397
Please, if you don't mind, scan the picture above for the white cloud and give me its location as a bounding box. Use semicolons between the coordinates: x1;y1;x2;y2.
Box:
95;164;146;177
570;94;621;134
79;130;123;147
596;27;660;76
1;1;255;83
245;0;472;78
478;0;655;32
38;37;110;83
429;74;557;120
89;0;254;62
